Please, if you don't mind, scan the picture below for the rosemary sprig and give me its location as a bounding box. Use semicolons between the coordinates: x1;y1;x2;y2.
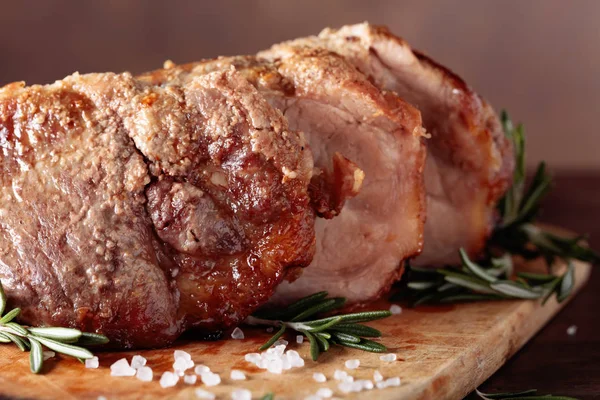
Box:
246;291;391;360
476;388;579;400
0;281;108;373
396;249;576;306
492;111;599;266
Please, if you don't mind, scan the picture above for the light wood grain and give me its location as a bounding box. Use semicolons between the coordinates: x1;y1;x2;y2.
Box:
0;259;590;400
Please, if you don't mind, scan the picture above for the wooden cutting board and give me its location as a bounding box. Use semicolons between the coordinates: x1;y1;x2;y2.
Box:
0;258;591;400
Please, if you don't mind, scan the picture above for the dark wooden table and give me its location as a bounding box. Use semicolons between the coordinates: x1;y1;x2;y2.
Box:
469;172;600;399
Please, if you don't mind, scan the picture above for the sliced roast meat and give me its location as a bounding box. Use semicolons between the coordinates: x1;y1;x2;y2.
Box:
0;69;315;348
262;23;514;267
140;50;427;303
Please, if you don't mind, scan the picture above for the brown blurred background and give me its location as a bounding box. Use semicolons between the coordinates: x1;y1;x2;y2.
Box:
1;0;598;170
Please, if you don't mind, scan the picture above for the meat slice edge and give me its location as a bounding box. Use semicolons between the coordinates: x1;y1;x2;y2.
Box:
261;22;514;267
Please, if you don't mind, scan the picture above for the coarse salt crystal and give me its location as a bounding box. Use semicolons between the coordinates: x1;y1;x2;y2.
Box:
345;359;360;369
389;304;402;314
338;381;354;393
273;339;288;347
385;377;401;387
201;371;221;386
244;353;260;364
230;369;246;380
316;387;333;398
359;379;374;390
159;371;179;388
195;388;216;399
267;358;283;374
231;327;245;340
174;350;192;361
333;369;348;381
380;353;397;362
184;374;197;384
313;372;327;382
296;335;304;344
174;357;193;372
131;355;147;370
42;351;55;361
373;370;383;382
231;388;252;400
110;358;136;377
195;364;211;375
85;356;99;369
567;325;578;336
136;366;153;382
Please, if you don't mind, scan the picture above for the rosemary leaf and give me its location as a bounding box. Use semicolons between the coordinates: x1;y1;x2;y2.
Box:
259;393;275;400
442;273;496;294
259;324;286;351
0;308;20;324
305;310;392;326
315;333;330;352
276;291;329;320
407;281;439;290
291;298;340;322
329;323;381;337
28;337;43;374
460;248;498;283
489;281;543;299
33;337;94;360
0;333;11;343
3;331;29;351
516;272;557;284
476;388;538;399
302;330;320;361
337;338;387;353
76;332;110;346
28;327;82;343
556;262;575;303
439;294;506;303
5;321;29;336
331;331;361;344
541;276;563;305
0;281;6;316
308;316;343;333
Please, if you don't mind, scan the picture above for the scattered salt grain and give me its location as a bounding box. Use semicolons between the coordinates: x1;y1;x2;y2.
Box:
338;381;354;394
85;356;99;369
316;387;333;398
195;364;211;375
373;370;383;382
42;351;55;361
174;350;192;362
159;371;179;388
389;304;402;315
231;388;252;400
567;325;578;336
380;353;397;362
200;371;221;386
174;357;194;372
244;353;261;364
131;355;147;370
196;389;217;400
231;327;245;340
359;379;374;390
385;377;401;387
195;388;216;399
345;359;360;369
312;372;326;383
333;369;348;381
230;369;246;380
136;366;153;382
110;358;136;377
184;374;197;384
273;339;288;347
296;335;304;344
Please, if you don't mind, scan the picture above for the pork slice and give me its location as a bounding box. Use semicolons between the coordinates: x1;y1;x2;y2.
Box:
262;23;514;267
0;68;315;348
140;51;427;303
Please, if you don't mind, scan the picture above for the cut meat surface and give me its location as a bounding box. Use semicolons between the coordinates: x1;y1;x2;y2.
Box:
140;50;427;303
263;23;514;267
0;69;315;348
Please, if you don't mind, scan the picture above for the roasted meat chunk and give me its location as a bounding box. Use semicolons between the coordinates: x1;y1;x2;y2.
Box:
0;69;315;348
140;49;427;304
262;23;514;267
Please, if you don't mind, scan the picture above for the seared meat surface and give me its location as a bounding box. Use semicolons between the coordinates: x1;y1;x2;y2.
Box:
263;23;514;267
0;69;315;348
140;49;427;304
